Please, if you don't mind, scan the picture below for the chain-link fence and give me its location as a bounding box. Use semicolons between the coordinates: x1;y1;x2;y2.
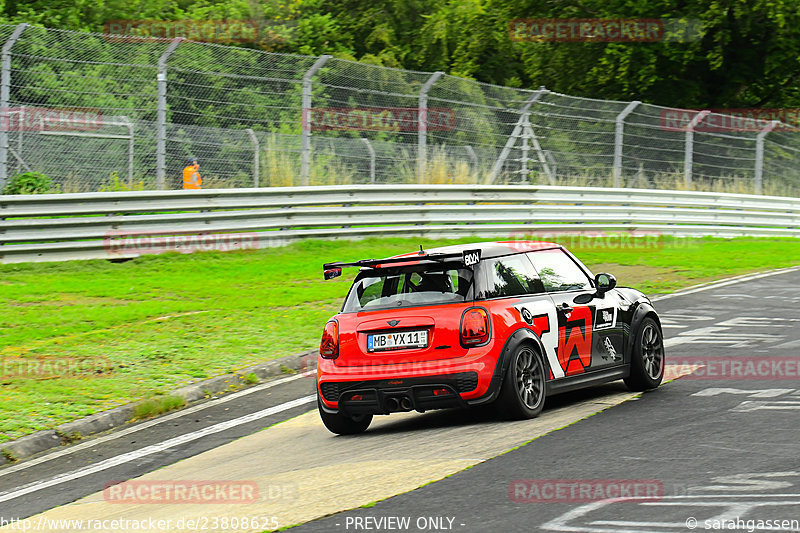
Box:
1;23;798;196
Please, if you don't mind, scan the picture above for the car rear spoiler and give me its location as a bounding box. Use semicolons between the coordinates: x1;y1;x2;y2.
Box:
322;249;481;280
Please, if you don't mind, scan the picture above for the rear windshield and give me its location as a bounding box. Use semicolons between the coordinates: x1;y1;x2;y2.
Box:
342;263;474;313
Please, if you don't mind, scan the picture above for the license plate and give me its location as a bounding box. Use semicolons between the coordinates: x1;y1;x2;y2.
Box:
368;330;428;352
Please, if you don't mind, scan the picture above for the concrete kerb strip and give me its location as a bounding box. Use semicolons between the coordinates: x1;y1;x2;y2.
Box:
0;350;317;466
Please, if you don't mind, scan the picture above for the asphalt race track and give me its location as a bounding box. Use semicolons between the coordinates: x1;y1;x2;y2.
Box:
2;267;799;533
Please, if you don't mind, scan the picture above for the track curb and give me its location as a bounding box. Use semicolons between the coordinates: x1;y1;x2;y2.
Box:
0;350;316;466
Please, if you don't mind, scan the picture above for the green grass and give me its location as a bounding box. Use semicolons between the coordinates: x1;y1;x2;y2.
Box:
1;236;799;442
0;448;18;463
131;394;186;421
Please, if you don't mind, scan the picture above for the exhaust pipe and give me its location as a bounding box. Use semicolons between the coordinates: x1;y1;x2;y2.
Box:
386;397;400;411
399;397;412;411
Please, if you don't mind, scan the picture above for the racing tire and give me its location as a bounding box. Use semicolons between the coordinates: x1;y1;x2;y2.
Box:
624;317;665;392
497;344;547;419
318;396;372;435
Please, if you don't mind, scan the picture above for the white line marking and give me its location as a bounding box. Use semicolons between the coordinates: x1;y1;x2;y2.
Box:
732;401;800;411
774;338;800;349
0;372;313;478
0;394;316;504
651;265;800;302
667;340;740;347
719;317;800;327
692;388;794;398
541;494;800;532
664;322;778;347
587;520;687;528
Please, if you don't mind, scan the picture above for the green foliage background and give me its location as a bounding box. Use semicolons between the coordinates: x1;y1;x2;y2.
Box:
1;0;798;109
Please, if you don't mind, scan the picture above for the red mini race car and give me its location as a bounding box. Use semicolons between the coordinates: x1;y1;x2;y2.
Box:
316;241;665;434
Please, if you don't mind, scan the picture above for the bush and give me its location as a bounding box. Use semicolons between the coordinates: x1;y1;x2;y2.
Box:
2;172;58;195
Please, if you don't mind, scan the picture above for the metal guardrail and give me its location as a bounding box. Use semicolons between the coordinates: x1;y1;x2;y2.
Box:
2;185;799;264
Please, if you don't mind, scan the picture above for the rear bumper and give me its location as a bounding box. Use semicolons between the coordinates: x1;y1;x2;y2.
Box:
318;372;481;415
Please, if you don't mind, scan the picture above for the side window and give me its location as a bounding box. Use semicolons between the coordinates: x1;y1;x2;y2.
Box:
483;255;545;298
358;277;384;307
527;250;592;292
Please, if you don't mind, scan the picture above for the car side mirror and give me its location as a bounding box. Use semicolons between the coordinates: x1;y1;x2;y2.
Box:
324;267;342;280
595;273;617;295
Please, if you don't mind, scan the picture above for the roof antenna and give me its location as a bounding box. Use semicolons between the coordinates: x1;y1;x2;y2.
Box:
418;244;425;255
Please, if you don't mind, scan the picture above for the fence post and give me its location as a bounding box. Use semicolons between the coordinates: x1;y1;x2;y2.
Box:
488;87;547;183
360;137;375;184
519;122;530;181
545;150;558;179
612;100;640;187
417;71;444;183
755;120;780;195
156;38;182;190
464;145;478;176
683;110;709;187
520;113;554;184
300;55;331;186
246;129;260;187
122;116;134;187
0;23;28;189
17;106;24;175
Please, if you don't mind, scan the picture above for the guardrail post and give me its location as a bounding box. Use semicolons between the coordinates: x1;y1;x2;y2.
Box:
683;110;709;187
755;120;780;195
300;55;331;186
612;100;640;187
156;38;182;190
0;23;28;189
417;71;444;183
246;129;260;187
360;138;375;184
488;87;547;183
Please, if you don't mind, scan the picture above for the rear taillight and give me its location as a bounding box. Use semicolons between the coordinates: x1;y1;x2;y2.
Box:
460;307;490;346
320;321;339;359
